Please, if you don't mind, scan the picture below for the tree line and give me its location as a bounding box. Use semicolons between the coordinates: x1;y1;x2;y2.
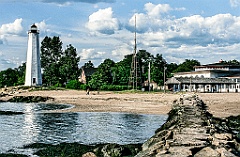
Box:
1;36;239;90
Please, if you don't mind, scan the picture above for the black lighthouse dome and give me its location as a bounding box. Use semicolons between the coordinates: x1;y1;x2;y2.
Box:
30;24;38;33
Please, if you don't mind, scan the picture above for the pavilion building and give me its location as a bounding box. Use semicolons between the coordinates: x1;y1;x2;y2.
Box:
166;61;240;92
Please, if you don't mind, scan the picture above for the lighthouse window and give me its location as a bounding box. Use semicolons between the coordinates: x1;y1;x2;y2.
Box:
33;78;36;84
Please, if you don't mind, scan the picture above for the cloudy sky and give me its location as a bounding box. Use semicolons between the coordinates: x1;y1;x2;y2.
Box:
0;0;240;71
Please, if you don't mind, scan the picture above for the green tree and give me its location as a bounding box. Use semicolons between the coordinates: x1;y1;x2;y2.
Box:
0;68;18;87
83;61;94;68
112;54;132;85
137;50;154;83
41;36;63;86
15;62;26;85
59;44;80;85
226;59;240;65
41;36;80;86
88;59;115;89
151;54;167;85
173;59;200;73
167;63;178;73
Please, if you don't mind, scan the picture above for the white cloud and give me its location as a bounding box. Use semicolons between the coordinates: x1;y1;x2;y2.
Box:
79;48;95;60
33;20;61;37
132;12;240;48
79;48;111;66
86;7;120;34
35;20;48;32
0;18;24;36
111;43;132;58
144;3;171;17
230;0;240;7
175;7;186;11
79;48;106;60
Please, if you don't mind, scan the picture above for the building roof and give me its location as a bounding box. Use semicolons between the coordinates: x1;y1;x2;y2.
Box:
174;70;240;77
166;77;236;84
194;62;240;69
81;67;97;76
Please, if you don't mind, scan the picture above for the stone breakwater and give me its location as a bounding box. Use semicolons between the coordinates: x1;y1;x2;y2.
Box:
135;94;240;157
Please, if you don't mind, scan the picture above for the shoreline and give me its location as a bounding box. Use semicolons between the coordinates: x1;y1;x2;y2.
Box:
1;89;240;117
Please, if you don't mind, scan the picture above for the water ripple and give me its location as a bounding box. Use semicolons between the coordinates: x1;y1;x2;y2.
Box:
0;102;167;154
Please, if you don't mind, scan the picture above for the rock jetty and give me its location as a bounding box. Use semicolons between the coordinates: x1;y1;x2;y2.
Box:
135;94;240;157
7;95;54;103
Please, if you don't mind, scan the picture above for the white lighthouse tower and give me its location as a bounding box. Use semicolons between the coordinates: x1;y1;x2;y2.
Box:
25;24;42;86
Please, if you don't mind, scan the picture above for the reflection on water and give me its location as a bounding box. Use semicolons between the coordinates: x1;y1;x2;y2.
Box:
0;102;167;154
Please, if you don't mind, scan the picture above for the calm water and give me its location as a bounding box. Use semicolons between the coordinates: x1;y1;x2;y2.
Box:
0;102;167;155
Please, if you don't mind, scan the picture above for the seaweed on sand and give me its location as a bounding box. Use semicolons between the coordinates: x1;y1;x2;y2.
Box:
0;110;24;115
24;142;142;157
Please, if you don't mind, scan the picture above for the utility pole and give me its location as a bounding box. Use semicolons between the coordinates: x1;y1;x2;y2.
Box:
148;62;151;92
164;66;167;93
134;15;137;90
129;15;138;90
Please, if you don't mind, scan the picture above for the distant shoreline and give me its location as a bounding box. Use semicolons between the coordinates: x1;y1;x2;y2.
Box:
1;89;240;118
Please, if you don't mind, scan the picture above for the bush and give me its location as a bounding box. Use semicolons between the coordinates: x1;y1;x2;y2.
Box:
66;80;82;89
80;84;87;90
99;85;129;91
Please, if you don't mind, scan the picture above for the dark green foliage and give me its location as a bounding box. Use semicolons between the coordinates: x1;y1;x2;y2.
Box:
0;63;26;88
221;59;240;65
83;60;94;68
41;36;80;86
59;44;81;85
41;36;63;86
112;54;132;85
65;80;88;90
66;80;82;89
80;84;88;90
88;59;115;89
136;50;153;83
100;85;130;91
167;63;178;76
173;59;200;73
151;54;167;85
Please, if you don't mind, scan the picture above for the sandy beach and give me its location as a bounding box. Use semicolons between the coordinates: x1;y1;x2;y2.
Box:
1;89;240;118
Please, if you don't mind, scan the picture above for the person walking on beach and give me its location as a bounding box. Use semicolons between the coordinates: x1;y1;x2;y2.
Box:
86;86;90;95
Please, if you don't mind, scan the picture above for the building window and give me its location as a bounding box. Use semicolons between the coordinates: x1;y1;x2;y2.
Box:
221;84;224;88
